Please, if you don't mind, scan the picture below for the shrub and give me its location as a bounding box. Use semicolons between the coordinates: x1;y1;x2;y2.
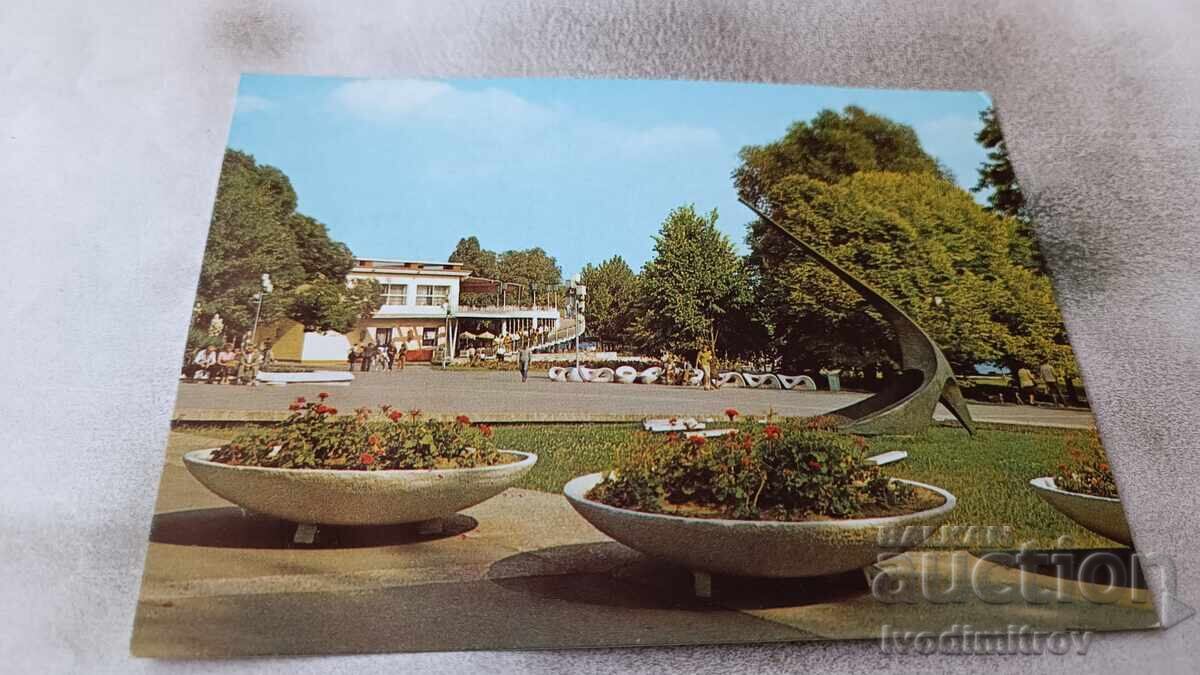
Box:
209;395;510;470
1053;431;1117;498
588;414;917;520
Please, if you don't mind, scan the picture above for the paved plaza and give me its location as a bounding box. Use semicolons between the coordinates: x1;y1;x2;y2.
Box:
132;432;1155;657
174;365;1096;429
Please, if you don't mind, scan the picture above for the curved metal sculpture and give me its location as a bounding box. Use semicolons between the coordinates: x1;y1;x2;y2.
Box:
740;199;974;436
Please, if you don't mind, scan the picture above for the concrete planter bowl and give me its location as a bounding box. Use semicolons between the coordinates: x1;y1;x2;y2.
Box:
564;473;956;578
1029;477;1132;546
183;449;537;526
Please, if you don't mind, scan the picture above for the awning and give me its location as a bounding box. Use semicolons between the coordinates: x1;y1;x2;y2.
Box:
476;331;497;340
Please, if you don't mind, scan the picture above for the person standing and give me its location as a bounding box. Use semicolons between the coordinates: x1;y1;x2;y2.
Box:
396;339;407;370
1039;361;1066;407
697;346;714;391
518;345;532;383
347;345;358;372
386;342;397;371
239;346;262;386
1016;366;1036;405
361;342;376;372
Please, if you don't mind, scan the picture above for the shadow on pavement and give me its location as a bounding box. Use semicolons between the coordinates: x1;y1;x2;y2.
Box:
149;507;477;549
486;541;870;610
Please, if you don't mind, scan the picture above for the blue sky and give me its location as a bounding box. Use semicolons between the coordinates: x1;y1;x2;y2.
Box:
229;75;993;278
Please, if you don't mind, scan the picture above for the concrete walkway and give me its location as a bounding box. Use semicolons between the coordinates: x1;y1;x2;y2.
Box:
132;432;1151;658
173;367;1096;429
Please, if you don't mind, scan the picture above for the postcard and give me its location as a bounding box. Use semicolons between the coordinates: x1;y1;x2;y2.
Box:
132;75;1155;658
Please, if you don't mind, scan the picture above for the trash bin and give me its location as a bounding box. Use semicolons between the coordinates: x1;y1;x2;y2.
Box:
825;370;841;392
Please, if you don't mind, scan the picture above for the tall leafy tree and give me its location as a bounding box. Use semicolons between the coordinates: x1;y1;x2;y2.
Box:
973;105;1041;269
289;277;382;334
449;236;500;279
195;149;378;340
748;171;1075;375
633;206;753;357
734;105;946;205
497;247;562;289
579;255;638;350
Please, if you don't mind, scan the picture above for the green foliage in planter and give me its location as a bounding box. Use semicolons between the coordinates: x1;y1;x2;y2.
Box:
209;395;508;471
589;413;914;520
1053;430;1117;499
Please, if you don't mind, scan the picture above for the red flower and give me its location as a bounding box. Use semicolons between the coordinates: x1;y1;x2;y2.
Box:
456;415;471;425
807;460;822;471
1099;463;1110;472
479;424;494;438
296;397;306;404
669;417;678;426
689;435;707;447
388;410;404;422
409;409;422;418
724;408;739;421
315;404;330;414
318;392;330;400
359;452;375;466
764;425;782;440
327;407;337;415
666;432;680;442
288;403;301;411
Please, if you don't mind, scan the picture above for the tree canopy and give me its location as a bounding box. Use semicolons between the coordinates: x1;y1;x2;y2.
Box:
195;149;377;340
973;105;1041;269
734;105;946;205
632;206;753;357
747;171;1075;375
579;255;638;350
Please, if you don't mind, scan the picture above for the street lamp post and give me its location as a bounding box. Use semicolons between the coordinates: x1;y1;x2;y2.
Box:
250;273;273;345
441;301;452;370
567;274;586;374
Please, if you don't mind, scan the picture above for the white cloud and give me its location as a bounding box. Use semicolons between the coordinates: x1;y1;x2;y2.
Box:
329;79;555;130
234;94;273;113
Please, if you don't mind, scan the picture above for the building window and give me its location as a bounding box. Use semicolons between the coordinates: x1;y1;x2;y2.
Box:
375;328;392;345
422;327;438;347
415;284;451;307
379;283;408;306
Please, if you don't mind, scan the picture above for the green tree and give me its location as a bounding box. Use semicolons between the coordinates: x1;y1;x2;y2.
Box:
973;105;1041;269
734;105;946;205
748;171;1074;374
449;236;499;279
497;247;562;289
195;149;377;339
579;255;638;350
633;206;753;357
289;277;383;334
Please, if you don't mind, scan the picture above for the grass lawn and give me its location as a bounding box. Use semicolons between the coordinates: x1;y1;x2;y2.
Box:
173;422;1119;549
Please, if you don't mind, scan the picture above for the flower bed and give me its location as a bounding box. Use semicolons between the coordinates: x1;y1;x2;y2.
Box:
210;394;514;471
587;414;939;522
1052;431;1117;498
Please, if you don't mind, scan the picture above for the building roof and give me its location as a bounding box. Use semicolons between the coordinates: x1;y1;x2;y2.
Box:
351;258;471;277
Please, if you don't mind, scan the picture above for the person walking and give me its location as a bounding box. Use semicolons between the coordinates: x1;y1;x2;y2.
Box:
1039;361;1066;407
396;339;407;370
347;345;359;372
518;345;532;383
1016;366;1036;405
386;342;397;371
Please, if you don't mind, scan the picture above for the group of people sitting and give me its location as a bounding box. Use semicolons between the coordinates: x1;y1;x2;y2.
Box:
184;342;273;385
347;341;407;372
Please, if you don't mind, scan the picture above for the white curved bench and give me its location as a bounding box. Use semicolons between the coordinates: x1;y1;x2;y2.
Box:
614;366;639;384
256;371;354;385
547;367;568;382
779;374;817;391
717;371;747;387
685;368;706;386
638;366;663;384
758;374;783;389
742;373;767;388
592;367;615;383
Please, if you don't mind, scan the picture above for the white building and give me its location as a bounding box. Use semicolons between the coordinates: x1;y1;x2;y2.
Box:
346;258;569;362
